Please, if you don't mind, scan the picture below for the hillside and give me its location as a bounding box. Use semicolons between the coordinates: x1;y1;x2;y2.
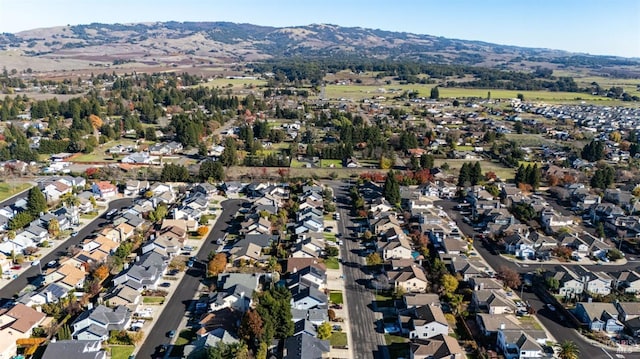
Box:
0;22;639;76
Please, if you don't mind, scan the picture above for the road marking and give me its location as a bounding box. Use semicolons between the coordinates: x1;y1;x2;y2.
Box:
602;347;614;359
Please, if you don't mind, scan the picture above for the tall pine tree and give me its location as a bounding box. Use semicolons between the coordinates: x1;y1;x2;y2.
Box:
383;170;400;205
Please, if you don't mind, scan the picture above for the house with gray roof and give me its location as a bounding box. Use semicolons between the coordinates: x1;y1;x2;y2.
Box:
42;340;106;359
283;333;330;359
574;302;624;333
290;284;327;310
71;305;131;341
112;251;168;290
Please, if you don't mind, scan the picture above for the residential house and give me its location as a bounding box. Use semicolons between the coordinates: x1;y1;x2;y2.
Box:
399;304;449;339
102;284;142;312
124;180;149;196
0;304;46;359
574;302;624;333
496;330;544;359
283;333;330;359
379;236;414;260
112;251;168;290
71;305;131;341
290;284;328;310
611;270;640;294
41;340;106;359
91;181;117;199
387;264;429;293
409;334;464;359
286;265;327;291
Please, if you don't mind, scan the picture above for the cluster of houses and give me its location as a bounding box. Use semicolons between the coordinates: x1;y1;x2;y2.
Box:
574;300;640;337
19;180;215;358
181;182;338;358
355;180;560;359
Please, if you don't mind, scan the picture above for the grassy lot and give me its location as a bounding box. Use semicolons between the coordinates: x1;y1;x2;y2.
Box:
0;182;31;202
320;159;343;168
432;159;516;181
323;233;336;242
330;331;348;347
290;158;312;168
325;257;339;270
504;133;558;147
80;212;99;220
385;334;409;345
110;345;135;359
201;77;268;90
329;291;344;304
142;296;165;305
321;83;610;102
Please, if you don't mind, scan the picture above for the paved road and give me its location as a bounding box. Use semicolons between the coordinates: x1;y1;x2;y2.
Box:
330;180;388;359
0;197;133;301
436;199;621;359
136;199;244;359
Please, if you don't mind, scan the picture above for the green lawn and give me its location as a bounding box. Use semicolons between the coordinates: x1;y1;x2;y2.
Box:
384;334;409;345
433;158;516;181
80;211;98;220
320;159;343;168
0;183;31;202
201;77;268;90
329;291;344;304
143;296;165;304
110;345;134;359
325;257;339;270
170;329;196;357
330;331;348;347
323;233;336;242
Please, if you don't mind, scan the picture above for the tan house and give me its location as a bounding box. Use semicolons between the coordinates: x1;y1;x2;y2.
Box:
410;334;463;359
43;263;87;289
0;304;46;359
115;222;135;241
388;264;429;293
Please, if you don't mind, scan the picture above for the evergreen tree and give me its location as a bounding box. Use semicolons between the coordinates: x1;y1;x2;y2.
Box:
383;170;400;205
470;161;482;185
515;164;526;185
458;163;470;187
220;137;237;167
529;163;541;189
27;187;47;216
420;154;434;169
430;86;440;100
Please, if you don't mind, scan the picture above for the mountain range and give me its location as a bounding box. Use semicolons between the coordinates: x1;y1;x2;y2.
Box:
1;22;638;76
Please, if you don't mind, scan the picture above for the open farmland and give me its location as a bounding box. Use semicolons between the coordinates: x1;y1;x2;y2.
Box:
320;83;614;103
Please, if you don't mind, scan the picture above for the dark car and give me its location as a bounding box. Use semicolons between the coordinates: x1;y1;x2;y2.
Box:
167;330;176;338
160;282;171;288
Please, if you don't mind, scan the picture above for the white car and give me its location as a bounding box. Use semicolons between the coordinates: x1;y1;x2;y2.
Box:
546;304;556;311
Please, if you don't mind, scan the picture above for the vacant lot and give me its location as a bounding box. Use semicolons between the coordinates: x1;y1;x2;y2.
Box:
0;183;31;202
321;83;610;102
432;159;516;181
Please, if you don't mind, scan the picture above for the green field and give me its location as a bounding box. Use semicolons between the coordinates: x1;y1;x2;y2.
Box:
330;291;344;304
321;83;613;102
143;296;165;304
325;257;339;270
433;159;516;181
320;159;343;168
330;331;348;347
201;77;268;90
110;345;134;359
0;183;31;202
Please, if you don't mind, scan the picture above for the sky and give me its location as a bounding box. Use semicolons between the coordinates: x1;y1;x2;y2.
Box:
1;0;639;58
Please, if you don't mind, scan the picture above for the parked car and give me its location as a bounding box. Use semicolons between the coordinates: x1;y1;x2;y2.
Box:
187;260;194;268
167;330;176;338
47;260;58;268
332;325;342;331
546;304;556;311
160;282;171;288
